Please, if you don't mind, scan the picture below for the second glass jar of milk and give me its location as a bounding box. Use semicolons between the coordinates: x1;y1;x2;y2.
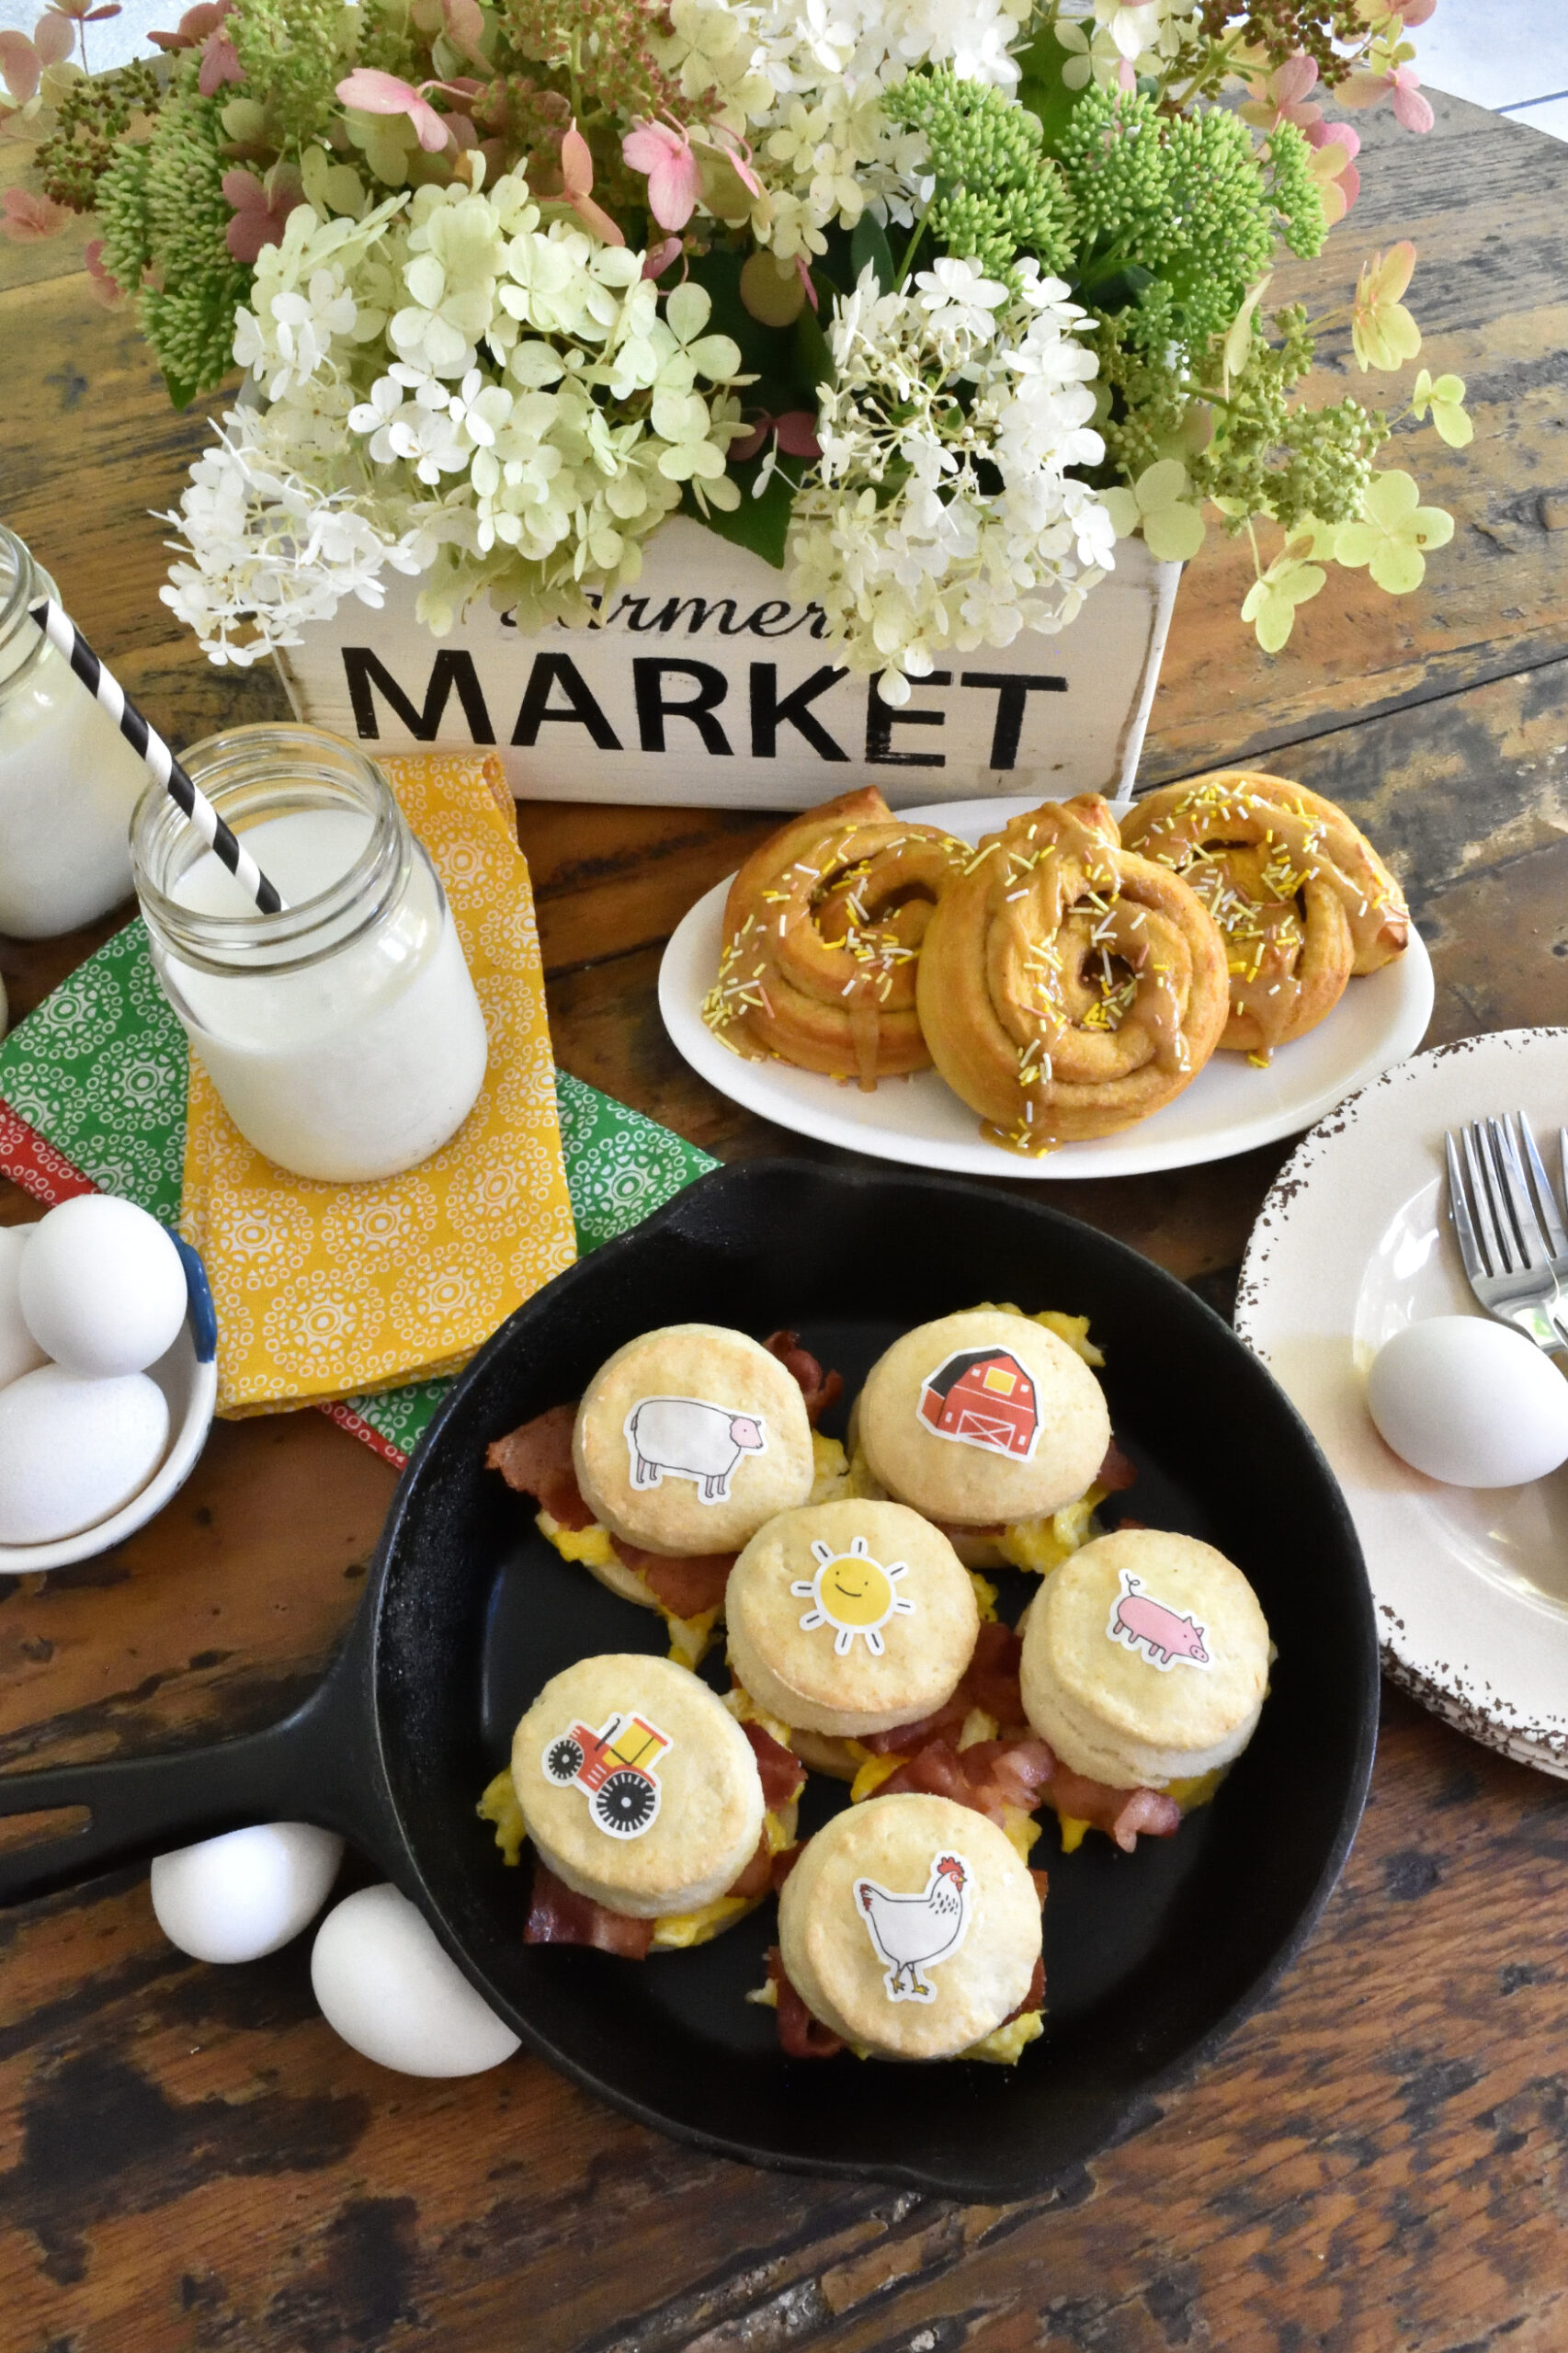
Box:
133;724;489;1183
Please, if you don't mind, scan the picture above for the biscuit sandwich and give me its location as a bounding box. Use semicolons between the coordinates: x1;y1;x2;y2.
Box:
767;1791;1045;2062
1020;1528;1271;1852
486;1653;804;1954
487;1324;842;1665
726;1499;982;1778
849;1308;1114;1570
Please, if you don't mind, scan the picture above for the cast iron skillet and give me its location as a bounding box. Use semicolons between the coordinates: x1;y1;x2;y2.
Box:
0;1162;1378;2199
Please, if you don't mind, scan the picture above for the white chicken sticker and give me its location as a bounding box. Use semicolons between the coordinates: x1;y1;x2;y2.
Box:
854;1851;971;2002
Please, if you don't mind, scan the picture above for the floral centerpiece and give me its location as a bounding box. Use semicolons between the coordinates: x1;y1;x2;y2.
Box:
2;0;1465;699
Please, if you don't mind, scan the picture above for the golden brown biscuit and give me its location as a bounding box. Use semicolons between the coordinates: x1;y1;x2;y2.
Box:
727;1501;979;1739
857;1311;1110;1537
778;1792;1041;2059
1020;1529;1270;1788
574;1324;814;1557
512;1654;765;1915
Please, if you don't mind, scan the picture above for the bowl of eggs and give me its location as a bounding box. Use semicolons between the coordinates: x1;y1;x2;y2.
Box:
0;1195;217;1572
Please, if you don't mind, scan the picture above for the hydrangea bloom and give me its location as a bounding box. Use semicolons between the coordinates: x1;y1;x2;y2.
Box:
162;167;748;661
788;258;1112;699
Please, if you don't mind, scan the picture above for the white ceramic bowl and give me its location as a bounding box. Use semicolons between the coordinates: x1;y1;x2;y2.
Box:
0;1236;219;1574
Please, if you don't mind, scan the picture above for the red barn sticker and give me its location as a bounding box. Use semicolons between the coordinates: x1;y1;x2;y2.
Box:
917;1348;1040;1461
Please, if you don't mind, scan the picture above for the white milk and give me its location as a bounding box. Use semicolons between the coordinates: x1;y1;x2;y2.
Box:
0;534;153;938
156;801;489;1182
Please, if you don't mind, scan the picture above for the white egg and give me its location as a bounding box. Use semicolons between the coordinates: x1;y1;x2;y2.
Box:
17;1195;187;1379
311;1884;520;2078
150;1823;345;1963
0;1364;170;1543
0;1228;48;1392
1367;1316;1568;1487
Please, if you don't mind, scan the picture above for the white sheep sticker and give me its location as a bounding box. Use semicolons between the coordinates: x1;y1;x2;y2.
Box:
623;1396;767;1505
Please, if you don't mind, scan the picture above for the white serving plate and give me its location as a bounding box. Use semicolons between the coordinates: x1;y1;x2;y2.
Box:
0;1241;219;1574
659;794;1435;1179
1234;1029;1568;1773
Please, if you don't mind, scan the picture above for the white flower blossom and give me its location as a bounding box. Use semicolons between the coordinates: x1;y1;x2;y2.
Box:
788;262;1111;699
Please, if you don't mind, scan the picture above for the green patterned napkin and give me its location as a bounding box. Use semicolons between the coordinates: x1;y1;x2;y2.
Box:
0;919;716;1463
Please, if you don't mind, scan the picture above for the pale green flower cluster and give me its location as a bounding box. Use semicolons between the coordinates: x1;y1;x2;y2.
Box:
163;167;748;660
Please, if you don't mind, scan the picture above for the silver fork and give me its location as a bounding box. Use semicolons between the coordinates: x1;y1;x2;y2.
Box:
1444;1113;1568;1357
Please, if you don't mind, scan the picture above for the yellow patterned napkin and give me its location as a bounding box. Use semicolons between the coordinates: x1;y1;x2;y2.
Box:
179;750;576;1417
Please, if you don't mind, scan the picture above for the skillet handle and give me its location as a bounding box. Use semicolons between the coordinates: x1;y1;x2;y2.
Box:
0;1643;393;1904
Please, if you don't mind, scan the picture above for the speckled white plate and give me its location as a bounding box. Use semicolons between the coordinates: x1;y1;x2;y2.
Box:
1235;1029;1568;1774
659;795;1434;1179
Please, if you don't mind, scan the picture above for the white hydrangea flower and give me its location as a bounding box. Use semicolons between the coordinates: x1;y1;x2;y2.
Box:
787;260;1111;700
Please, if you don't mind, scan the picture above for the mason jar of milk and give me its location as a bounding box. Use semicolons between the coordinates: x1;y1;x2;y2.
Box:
132;723;489;1183
0;524;153;937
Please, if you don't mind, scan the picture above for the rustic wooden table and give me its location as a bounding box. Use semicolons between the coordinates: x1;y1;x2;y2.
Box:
1;85;1565;2353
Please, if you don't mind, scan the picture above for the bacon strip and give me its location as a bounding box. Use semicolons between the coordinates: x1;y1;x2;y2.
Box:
742;1719;807;1811
610;1540;734;1617
524;1860;653;1957
764;1330;843;1426
725;1830;778;1904
486;1404;595;1529
878;1734;1055;1827
1045;1767;1180;1853
858;1620;1026;1756
1000;1954;1046;2027
1096;1437;1139;1494
766;1947;844;2058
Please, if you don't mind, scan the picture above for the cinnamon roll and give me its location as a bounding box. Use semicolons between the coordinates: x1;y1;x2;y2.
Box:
915;795;1230;1153
702;787;968;1088
1119;770;1408;1061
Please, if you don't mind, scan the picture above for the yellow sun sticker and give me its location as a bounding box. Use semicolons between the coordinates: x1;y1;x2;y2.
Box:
791;1535;916;1656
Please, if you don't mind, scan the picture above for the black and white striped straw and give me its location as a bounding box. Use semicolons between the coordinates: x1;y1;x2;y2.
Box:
29;599;286;915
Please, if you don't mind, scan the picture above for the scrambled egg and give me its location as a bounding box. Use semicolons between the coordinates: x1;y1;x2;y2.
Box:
969;1571;999;1621
478;1769;527;1867
975;1302;1105;1368
535;1507;719;1668
964;2010;1045;2065
809;1431;850;1501
998;1486;1105;1575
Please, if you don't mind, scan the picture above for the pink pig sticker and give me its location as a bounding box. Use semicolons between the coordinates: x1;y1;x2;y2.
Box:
1107;1569;1210;1672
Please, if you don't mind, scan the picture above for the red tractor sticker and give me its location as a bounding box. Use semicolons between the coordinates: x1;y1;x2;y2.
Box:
541;1711;673;1838
917;1348;1040;1461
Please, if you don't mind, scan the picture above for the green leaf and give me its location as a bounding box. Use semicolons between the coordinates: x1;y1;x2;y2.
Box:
161;368;199;411
1013;30;1081;154
849;211;895;295
794;302;834;403
685;247;814;415
682;454;803;569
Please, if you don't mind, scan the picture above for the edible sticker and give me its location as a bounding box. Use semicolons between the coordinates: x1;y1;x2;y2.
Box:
624;1396;767;1504
792;1534;915;1655
541;1711;673;1838
1108;1570;1210;1672
854;1851;972;2002
917;1348;1040;1461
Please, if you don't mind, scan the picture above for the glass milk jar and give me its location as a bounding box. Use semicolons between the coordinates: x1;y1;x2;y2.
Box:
133;725;489;1183
0;524;153;937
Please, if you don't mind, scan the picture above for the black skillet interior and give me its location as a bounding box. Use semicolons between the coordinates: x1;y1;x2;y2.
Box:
369;1158;1377;2198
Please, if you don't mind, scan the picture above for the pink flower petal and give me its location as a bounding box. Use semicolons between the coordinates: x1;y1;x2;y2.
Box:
1391;69;1434;133
0;30;41;102
34;12;76;63
623;120;698;231
642;235;682;279
198;28;243;94
1;186;68;241
336;67;451;151
1275;53;1318;105
561;120;594;201
795;253;817;312
730;419;770;462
